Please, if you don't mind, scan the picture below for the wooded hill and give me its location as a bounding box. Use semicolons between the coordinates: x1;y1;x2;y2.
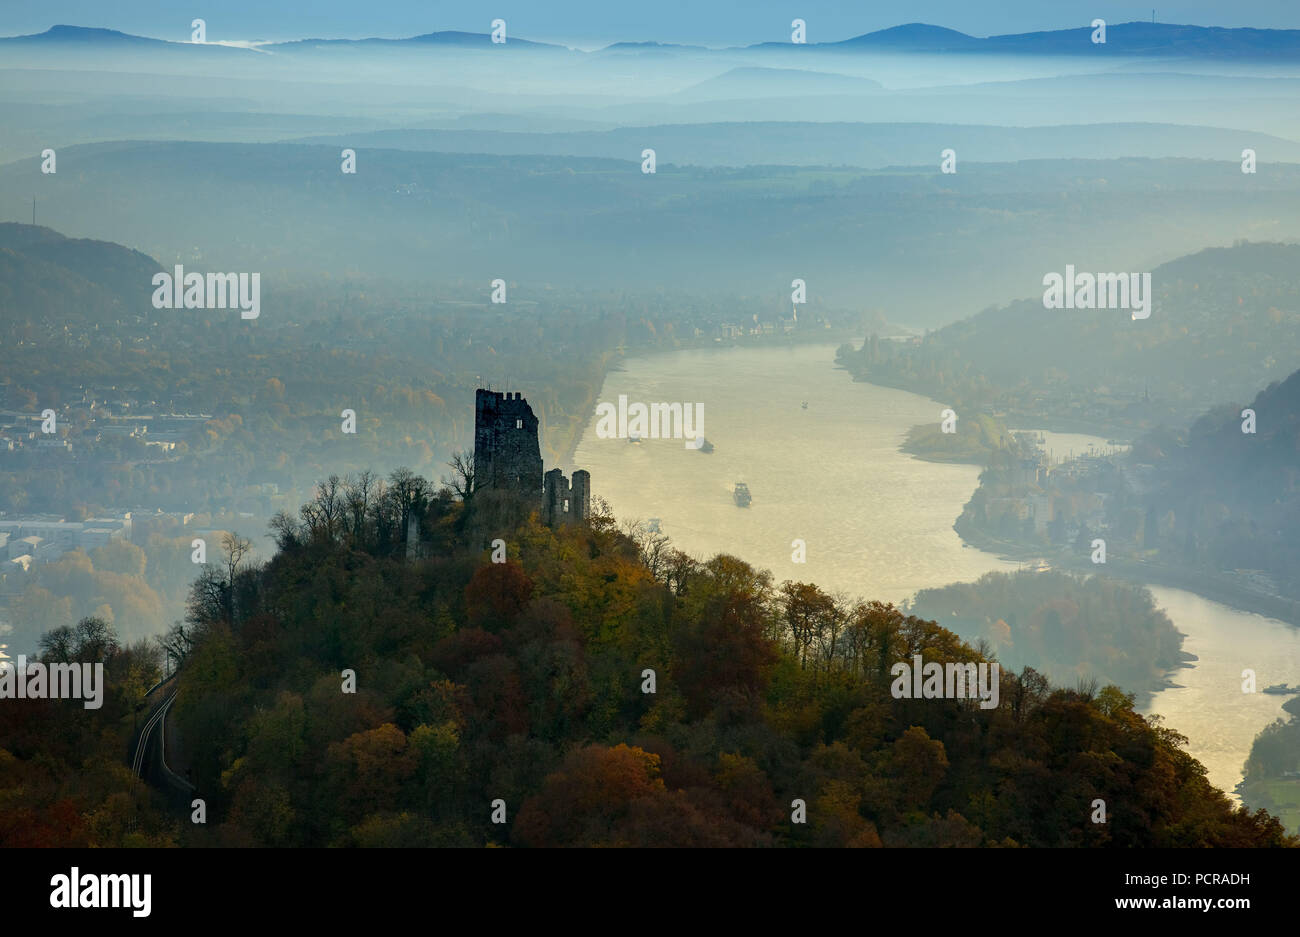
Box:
4;473;1289;847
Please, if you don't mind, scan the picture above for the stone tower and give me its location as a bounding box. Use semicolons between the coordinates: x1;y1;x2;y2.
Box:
544;468;591;525
571;469;590;521
474;389;544;499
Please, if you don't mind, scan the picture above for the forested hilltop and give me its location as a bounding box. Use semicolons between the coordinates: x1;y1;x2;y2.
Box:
2;472;1292;847
837;241;1300;437
908;570;1188;706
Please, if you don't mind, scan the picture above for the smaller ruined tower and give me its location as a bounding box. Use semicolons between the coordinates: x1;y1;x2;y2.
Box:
570;470;590;522
543;467;590;525
544;468;569;526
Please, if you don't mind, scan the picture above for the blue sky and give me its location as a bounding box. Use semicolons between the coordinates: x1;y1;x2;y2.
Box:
4;0;1300;45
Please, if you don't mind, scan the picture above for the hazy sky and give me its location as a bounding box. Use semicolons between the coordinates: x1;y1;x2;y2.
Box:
4;1;1300;45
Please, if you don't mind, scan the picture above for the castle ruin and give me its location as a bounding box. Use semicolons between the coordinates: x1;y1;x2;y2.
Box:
544;467;590;526
474;388;590;524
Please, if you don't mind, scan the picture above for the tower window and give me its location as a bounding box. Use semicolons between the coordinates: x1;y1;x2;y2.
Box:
516;419;523;429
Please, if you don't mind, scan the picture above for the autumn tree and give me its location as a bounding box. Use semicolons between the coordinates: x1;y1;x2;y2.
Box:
780;581;841;669
888;726;950;812
513;744;665;847
464;561;534;632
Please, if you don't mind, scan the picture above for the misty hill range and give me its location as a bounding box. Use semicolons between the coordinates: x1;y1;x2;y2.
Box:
7;22;1300;59
8;222;1299;440
5;21;1299;167
7;140;1299;326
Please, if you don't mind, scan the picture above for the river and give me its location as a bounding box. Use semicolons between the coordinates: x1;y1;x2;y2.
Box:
570;343;1300;799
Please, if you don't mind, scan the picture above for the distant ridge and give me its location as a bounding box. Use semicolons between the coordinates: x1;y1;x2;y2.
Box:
0;24;257;54
829;23;984;51
0;222;162;325
2;24;165;45
265;30;567;51
818;21;1300;58
0;24;565;52
283;121;1300;168
600;40;709;52
5;21;1300;59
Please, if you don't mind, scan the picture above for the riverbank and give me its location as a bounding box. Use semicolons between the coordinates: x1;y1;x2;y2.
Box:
881;386;1300;627
837;362;1152;442
952;514;1300;629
